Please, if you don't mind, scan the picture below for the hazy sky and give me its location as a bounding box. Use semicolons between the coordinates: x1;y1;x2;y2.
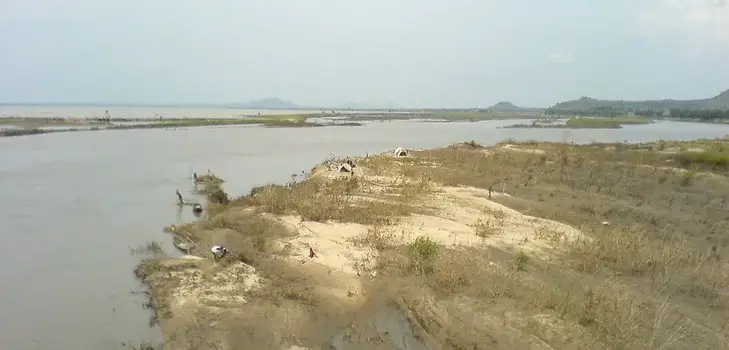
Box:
1;0;728;108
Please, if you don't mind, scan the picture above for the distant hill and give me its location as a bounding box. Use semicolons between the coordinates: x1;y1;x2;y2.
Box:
489;101;526;111
230;98;298;110
487;101;542;112
550;89;729;111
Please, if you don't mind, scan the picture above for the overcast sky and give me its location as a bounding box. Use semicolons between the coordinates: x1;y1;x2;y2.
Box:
1;0;728;108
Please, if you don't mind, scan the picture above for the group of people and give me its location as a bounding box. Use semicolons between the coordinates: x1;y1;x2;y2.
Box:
172;172;230;261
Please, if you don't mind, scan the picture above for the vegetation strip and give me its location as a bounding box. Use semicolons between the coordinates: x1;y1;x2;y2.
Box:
0;115;365;137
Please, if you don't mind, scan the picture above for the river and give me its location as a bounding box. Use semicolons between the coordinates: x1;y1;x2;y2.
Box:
1;118;728;349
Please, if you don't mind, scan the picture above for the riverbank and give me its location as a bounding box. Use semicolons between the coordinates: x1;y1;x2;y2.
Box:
348;111;540;122
504;116;653;129
136;136;729;349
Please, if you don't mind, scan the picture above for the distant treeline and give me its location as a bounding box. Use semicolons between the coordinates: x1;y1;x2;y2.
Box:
546;107;729;121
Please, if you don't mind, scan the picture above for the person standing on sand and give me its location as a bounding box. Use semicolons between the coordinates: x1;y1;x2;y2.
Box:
211;245;228;262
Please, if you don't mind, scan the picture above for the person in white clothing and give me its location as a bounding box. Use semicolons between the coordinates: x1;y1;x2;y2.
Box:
211;245;228;261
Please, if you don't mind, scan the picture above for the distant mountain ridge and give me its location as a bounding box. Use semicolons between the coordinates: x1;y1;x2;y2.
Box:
550;89;729;111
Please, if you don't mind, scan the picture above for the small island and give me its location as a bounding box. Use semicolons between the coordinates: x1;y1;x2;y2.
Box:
504;116;654;129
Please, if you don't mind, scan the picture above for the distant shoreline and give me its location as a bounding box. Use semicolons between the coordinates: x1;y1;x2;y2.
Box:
502;116;654;129
0;111;550;138
0;116;365;137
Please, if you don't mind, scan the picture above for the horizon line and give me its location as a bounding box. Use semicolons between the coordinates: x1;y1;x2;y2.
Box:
0;102;547;110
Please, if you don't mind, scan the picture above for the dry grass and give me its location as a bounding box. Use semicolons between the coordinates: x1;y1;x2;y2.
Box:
471;216;505;237
365;237;708;349
232;175;417;225
252;258;320;306
351;138;729;349
393;140;729;238
349;225;397;251
194;173;230;205
567;226;729;308
138;136;729;349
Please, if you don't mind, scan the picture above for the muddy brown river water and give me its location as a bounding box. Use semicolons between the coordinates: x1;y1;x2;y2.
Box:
1;111;728;349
